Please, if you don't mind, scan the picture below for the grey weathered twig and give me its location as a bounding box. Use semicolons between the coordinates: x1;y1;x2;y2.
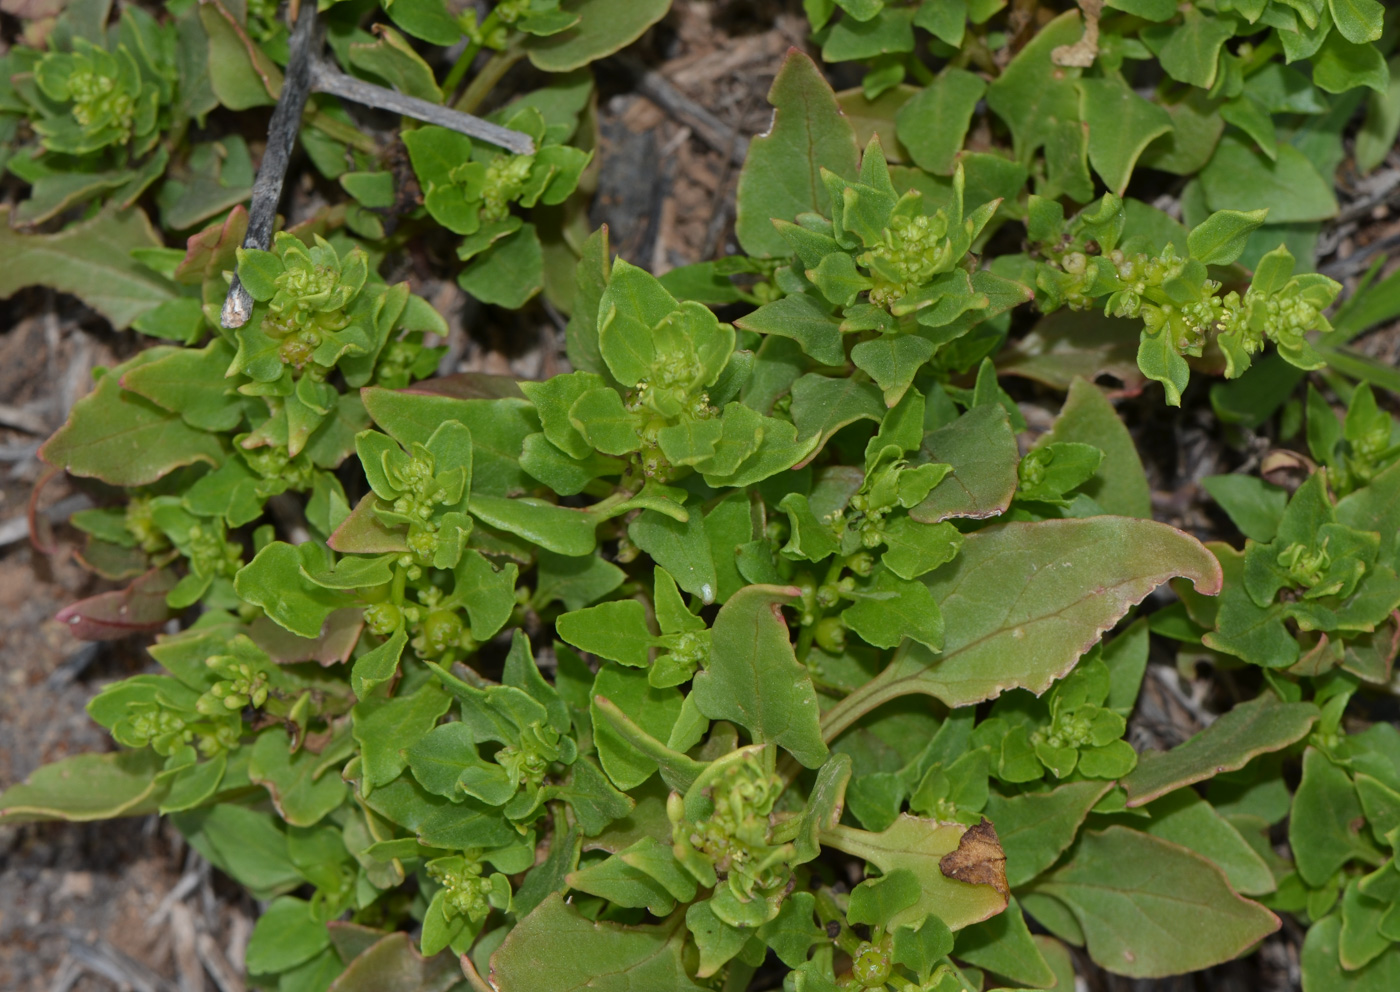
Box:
620;56;749;167
310;60;535;156
221;2;320;329
222;7;537;329
59;928;178;992
1320;231;1400;280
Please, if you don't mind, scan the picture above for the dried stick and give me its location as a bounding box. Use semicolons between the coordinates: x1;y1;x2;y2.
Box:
221;2;320;329
222;9;537;328
620;56;749;167
310;60;536;156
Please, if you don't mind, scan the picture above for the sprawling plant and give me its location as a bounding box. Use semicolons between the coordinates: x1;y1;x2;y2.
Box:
3;2;1400;991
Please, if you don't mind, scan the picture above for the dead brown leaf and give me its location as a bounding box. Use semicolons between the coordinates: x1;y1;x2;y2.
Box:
939;817;1010;899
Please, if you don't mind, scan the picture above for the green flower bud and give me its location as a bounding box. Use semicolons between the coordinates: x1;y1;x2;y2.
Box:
814;617;846;653
852;940;891;987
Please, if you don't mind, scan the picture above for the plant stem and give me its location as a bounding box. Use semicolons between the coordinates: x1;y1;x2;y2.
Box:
443;10;499;100
455;39;527;115
818;668;909;743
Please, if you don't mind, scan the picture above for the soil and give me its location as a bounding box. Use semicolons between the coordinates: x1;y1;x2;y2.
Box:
1;2;1398;991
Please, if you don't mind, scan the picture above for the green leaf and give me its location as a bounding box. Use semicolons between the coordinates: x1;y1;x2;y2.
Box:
1329;0;1385;44
201;0;280;109
985;10;1085;166
323;931;462;992
592;664;684;791
523;0;673;73
571;387;640;455
489;893;703;991
735;293;847;367
691;585;829;768
171;804;302;899
1198;135;1338;224
353;682;451;791
891;913;953;982
245;896;330;975
778;492;841;562
848;868;922;928
895;68;987;175
520;371;606;461
1077;76;1172;196
534;548;625;612
881;517;963;581
629;506;718;604
1356;56;1400;173
1341;876;1397;970
955;897;1057;989
455;551;519;642
459;223;543;308
1187;209;1272;266
757;892;824;968
843;566;944;650
360;771;516;851
685;899;760;978
821;815;1008;930
0;751;167;824
909;404;1020;524
249;728;350;826
566;846;681;917
735;49;860;257
469;495;597;557
1029;827;1279;978
557;599;654;668
121;339;245;433
41;359;224;487
983;780;1112;888
1121;693;1319;806
831;518;1222;718
1302;914;1400;992
591;696;706;792
1201;475;1289;543
850;334;937;407
1142;8;1234;89
0;206;178;330
1135;790;1276;896
1290;747;1374;886
1036;378;1151;519
347;25;440;102
822;7;915;62
383;0;461;44
235;542;354;639
1313;29;1391;94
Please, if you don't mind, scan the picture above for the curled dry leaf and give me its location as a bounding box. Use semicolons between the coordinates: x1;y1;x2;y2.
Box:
940;817;1010;900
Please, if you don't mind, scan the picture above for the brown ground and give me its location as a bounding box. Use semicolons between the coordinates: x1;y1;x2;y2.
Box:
2;2;1398;991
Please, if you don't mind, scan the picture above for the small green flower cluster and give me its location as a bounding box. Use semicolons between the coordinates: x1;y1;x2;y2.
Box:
671;754;795;925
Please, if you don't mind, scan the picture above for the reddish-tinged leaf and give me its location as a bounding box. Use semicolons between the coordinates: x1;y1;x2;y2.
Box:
998;309;1147;396
325;932;460;992
397;373;527;401
1029;827;1279;978
40;359;225;486
173;206;249;286
328;494;410;555
734;48;860;258
0;750;168;824
249;609;365;666
1121;693;1320;807
0;206;178;329
55;568;178;641
823;517;1223;737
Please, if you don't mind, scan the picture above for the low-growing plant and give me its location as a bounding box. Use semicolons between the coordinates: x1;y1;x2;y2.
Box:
4;2;1400;991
